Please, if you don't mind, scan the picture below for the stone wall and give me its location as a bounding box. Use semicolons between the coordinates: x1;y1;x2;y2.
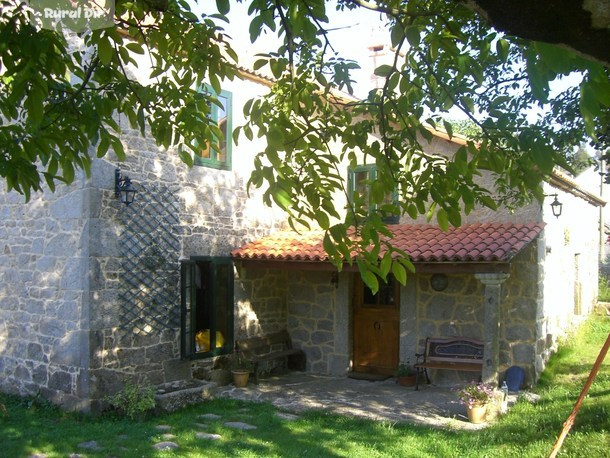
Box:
413;244;541;386
286;270;350;375
0;75;286;410
234;268;288;338
235;233;592;388
0;176;92;410
235;267;352;376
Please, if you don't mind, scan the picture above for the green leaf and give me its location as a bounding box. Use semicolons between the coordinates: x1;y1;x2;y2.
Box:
405;26;421;47
391;261;407;286
98;36;113;65
380;252;392;278
390;24;404;48
125;42;145;55
443;120;453;139
110;135;125;161
178;144;194;167
496;39;509;62
361;269;379;295
216;0;230;15
97;135;110;158
436;208;449;231
267;128;285;150
374;65;393;77
272;186;293;211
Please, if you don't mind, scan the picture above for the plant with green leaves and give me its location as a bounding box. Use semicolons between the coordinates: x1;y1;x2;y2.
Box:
105;380;156;420
2;0;609;292
394;361;415;377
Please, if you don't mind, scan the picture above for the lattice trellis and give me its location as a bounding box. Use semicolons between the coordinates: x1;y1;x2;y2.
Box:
118;183;181;333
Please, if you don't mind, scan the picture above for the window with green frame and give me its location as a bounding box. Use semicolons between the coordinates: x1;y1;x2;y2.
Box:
348;164;399;223
180;257;234;359
194;87;232;170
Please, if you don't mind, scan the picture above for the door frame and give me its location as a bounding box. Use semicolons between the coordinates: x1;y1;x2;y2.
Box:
351;273;400;375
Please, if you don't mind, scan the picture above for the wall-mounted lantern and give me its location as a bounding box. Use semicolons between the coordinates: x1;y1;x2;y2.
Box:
115;168;137;206
546;193;563;218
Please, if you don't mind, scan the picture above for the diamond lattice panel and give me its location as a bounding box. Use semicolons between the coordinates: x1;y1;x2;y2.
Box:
118;183;181;333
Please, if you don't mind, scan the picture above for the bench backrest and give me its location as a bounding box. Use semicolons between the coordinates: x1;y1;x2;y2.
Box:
424;337;484;365
236;330;292;356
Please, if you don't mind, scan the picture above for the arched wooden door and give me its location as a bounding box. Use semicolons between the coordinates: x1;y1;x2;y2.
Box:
352;274;399;375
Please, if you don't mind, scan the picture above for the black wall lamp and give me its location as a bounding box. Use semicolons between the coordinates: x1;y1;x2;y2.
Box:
115;168;137;206
546;193;563;218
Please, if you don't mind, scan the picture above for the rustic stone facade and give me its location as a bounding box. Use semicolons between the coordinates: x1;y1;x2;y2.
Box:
0;66;602;410
233;236;588;388
0;76;285;410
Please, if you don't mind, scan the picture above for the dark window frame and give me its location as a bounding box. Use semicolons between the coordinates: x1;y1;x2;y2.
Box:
180;257;234;360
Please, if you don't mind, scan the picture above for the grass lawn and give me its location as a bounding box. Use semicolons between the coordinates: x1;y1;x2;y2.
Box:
1;315;609;457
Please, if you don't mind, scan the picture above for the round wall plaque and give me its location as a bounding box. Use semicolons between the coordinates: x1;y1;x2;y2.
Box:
430;273;448;291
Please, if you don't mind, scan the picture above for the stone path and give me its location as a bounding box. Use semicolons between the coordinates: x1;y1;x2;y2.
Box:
27;410;296;457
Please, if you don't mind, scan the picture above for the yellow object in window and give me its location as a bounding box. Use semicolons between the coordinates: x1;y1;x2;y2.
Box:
195;330;225;352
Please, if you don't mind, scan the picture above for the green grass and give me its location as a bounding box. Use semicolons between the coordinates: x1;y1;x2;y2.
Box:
2;316;609;457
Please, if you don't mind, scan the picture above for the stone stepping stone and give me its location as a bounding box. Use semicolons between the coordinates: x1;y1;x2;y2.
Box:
153;441;179;451
276;412;300;421
155;424;172;431
161;433;176;440
224;421;257;430
196;432;222;440
199;413;222;420
77;441;100;450
195;422;209;428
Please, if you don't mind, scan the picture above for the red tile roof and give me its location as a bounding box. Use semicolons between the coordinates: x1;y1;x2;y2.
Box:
231;223;545;264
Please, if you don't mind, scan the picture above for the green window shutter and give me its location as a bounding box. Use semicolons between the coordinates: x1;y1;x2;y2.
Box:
180;260;197;359
194;87;233;171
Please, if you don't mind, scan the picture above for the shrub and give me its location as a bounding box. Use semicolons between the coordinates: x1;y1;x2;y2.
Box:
105;381;156;420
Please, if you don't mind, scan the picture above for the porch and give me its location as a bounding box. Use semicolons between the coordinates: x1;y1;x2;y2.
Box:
213;372;511;430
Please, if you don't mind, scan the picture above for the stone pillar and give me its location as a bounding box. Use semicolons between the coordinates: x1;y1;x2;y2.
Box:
475;273;510;385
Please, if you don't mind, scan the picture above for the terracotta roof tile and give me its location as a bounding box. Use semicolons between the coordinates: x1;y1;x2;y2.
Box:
231;223;545;264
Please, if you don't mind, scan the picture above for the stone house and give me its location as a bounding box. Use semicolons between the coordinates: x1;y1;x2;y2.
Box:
0;67;605;410
231;160;605;388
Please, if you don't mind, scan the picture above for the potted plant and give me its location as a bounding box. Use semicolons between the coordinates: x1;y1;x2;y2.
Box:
457;381;494;423
394;361;417;387
229;350;253;388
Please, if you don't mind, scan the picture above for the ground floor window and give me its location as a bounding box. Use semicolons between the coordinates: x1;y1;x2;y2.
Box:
180;257;234;359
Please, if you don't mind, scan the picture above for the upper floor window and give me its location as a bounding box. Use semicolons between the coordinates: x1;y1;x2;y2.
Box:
348;164;398;223
194;87;232;170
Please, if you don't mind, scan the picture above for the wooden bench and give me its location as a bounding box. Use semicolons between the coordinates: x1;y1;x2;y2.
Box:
414;337;484;390
236;330;306;383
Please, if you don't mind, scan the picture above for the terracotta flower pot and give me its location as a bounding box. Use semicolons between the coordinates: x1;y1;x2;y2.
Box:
466;403;488;423
397;375;417;387
231;369;250;388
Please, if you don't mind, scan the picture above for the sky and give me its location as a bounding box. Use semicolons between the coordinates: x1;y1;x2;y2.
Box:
189;0;387;97
187;1;587;128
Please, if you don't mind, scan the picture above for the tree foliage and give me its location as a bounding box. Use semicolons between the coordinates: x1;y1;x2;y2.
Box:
0;0;238;199
1;0;609;291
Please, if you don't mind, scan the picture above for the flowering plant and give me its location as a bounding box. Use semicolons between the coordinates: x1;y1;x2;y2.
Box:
457;382;495;408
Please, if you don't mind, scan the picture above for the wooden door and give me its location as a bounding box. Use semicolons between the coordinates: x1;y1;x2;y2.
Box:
352;274;399;375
